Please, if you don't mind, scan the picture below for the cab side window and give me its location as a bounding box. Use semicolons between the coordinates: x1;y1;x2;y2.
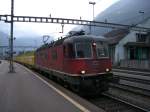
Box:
51;49;57;60
64;44;75;58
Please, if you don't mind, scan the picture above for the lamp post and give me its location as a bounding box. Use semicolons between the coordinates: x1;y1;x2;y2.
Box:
89;1;96;20
89;1;96;34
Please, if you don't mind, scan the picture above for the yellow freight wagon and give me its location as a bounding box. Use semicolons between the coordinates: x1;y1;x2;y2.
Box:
15;51;35;66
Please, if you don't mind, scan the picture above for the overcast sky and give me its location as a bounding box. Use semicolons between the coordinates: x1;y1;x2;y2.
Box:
0;0;120;39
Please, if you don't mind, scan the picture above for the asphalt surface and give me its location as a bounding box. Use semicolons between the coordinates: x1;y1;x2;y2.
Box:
0;60;86;112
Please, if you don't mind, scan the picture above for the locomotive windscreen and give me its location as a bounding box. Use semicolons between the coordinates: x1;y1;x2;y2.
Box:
75;42;92;58
96;42;108;58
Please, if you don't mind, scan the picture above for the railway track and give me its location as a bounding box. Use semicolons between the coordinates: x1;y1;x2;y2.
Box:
116;76;150;91
112;68;150;93
105;87;150;111
97;68;150;112
102;92;149;112
112;68;150;76
88;92;147;112
110;83;150;97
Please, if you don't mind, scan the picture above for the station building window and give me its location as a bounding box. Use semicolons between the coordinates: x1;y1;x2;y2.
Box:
128;47;149;60
136;33;147;42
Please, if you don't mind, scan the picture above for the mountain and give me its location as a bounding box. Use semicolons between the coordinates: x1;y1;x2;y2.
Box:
0;32;44;56
12;36;43;54
0;31;8;58
14;37;43;47
0;31;8;46
96;0;150;24
80;0;150;35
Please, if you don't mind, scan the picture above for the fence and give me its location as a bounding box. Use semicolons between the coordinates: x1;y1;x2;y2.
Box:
120;59;150;70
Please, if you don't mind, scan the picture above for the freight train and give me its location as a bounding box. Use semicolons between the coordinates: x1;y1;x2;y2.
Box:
15;34;113;94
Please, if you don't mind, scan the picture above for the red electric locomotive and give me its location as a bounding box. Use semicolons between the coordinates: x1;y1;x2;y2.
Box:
35;34;113;94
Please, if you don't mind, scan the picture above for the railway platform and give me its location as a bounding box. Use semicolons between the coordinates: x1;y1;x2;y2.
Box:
0;60;104;112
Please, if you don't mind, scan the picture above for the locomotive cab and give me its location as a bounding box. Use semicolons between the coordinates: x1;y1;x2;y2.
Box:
63;35;112;75
63;35;113;93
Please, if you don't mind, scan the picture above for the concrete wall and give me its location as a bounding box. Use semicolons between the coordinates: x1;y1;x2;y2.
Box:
114;31;137;65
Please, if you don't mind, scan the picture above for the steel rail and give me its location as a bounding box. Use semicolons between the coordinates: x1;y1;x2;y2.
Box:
102;92;150;112
112;69;150;76
115;75;150;85
110;83;150;97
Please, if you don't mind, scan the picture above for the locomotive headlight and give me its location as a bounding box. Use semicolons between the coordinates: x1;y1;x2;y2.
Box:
81;70;86;74
106;68;110;72
92;42;96;46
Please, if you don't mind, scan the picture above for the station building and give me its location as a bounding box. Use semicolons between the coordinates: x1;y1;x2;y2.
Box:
105;18;150;70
